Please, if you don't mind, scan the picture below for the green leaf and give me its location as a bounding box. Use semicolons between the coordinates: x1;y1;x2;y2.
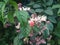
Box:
58;39;60;45
48;16;57;23
0;2;6;24
46;22;53;31
14;36;19;45
18;40;23;45
43;29;49;39
43;0;46;3
33;4;41;8
0;2;4;21
58;9;60;16
29;9;35;13
25;25;31;35
54;21;60;38
44;9;53;15
53;32;60;38
15;11;29;26
33;25;40;32
0;2;4;8
47;7;52;10
57;21;60;29
35;9;43;13
50;40;55;45
17;15;31;39
52;4;60;9
46;0;53;6
9;0;18;11
18;30;25;39
19;29;26;39
4;0;9;3
8;11;14;23
14;36;23;45
19;25;31;39
27;1;35;6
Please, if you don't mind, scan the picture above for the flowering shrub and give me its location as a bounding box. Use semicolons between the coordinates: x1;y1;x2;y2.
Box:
0;0;60;45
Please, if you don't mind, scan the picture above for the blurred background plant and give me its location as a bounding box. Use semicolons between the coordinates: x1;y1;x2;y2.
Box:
0;0;60;45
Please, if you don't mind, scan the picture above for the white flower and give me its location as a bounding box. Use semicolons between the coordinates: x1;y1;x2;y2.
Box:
19;8;22;10
37;16;41;23
30;18;35;21
40;15;47;21
29;15;47;24
34;16;41;23
15;23;20;29
35;17;38;22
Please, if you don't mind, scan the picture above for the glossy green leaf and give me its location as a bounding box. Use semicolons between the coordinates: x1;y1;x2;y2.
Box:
47;7;52;10
48;16;57;23
0;2;4;8
14;35;23;45
29;9;35;13
35;9;43;13
33;25;40;32
15;11;31;39
15;11;29;26
27;1;35;6
56;21;60;29
46;0;53;6
43;29;49;38
54;32;60;38
25;25;31;35
18;30;25;39
58;9;60;16
43;0;46;3
19;25;31;39
44;9;53;15
0;2;6;24
52;4;60;9
0;2;4;21
14;36;19;45
46;22;53;31
33;4;41;8
8;11;14;23
54;21;60;38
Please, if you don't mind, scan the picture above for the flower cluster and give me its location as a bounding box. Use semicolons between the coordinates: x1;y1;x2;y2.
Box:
28;13;47;27
15;13;52;45
27;13;52;45
14;9;52;44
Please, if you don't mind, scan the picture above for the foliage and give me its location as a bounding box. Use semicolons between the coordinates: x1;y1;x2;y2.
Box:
0;0;60;45
0;0;18;45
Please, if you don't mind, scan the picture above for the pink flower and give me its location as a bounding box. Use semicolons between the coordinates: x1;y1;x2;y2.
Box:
35;36;41;42
29;41;33;45
31;13;37;18
29;21;35;27
40;39;46;44
42;26;47;31
4;23;11;28
36;41;41;45
18;3;22;8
